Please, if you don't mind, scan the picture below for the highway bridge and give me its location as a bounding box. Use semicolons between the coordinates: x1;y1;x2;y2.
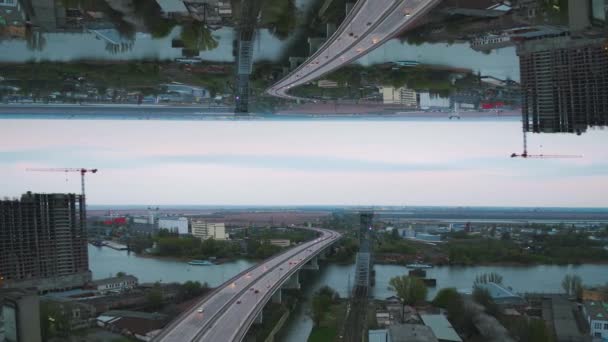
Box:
266;0;442;99
152;227;341;342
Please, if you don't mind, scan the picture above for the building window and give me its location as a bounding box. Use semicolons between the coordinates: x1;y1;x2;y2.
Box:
604;323;608;330
595;323;602;329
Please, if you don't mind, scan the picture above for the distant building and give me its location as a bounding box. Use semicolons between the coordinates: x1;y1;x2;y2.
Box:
156;0;188;17
268;239;290;247
389;324;439;342
192;221;226;240
317;80;339;88
0;288;42;342
474;282;527;307
0;193;91;292
583;301;608;340
381;86;418;107
415;233;442;242
96;310;168;341
376;311;390;327
518;36;608;134
91;275;138;293
0;0;27;39
158;217;189;235
583;287;608;302
419;92;451;109
368;329;389;342
420;314;462;342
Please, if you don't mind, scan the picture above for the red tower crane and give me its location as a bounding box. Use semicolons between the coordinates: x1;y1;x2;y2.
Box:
510;128;582;159
26;168;98;199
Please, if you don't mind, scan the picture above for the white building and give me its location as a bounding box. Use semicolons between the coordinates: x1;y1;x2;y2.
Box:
158;217;189;235
133;217;149;224
419;92;451;109
269;239;290;247
583;301;608;340
381;86;418;107
91;275;138;293
192;221;226;240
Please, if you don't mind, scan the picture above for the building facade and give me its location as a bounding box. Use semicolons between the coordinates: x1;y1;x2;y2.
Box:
381;86;418;107
1;288;42;342
583;301;608;339
518;37;608;134
0;192;91;292
191;221;226;240
91;275;138;293
158;217;189;235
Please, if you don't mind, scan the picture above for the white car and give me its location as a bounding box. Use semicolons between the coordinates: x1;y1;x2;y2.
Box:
197;307;204;313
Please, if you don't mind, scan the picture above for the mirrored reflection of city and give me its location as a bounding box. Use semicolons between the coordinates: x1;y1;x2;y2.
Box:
0;0;604;130
1;1;608;342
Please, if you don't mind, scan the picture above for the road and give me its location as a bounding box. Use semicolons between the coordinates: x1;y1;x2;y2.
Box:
153;227;341;342
266;0;442;99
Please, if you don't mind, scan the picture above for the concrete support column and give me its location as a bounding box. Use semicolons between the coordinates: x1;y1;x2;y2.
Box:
282;271;300;289
272;289;282;304
254;311;263;324
302;256;319;270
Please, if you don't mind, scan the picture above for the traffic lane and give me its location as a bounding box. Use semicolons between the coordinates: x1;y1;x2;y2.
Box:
175;229;336;340
157;228;330;341
200;230;341;341
269;0;436;98
272;0;394;92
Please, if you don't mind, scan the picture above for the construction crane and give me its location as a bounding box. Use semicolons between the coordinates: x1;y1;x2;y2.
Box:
510;126;582;159
26;168;98;199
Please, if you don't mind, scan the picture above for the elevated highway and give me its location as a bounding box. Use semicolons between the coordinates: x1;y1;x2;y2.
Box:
153;227;341;342
266;0;442;100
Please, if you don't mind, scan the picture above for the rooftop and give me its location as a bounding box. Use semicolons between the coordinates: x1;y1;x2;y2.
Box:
475;282;526;305
420;314;462;342
389;324;439;342
92;275;138;286
584;301;608;321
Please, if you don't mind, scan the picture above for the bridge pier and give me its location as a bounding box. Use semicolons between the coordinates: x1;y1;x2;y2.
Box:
302;256;319;270
282;271;300;290
254;311;263;324
271;289;282;304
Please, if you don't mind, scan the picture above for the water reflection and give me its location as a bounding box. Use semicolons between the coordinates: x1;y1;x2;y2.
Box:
0;0;606;124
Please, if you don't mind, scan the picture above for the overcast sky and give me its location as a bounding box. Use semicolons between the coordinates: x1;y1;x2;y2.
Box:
1;119;606;207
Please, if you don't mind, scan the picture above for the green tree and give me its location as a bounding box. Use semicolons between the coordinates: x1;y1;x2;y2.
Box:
561;274;583;298
310;286;337;327
147;282;163;310
432;288;460;309
389;275;427;306
473;287;500;317
116;271;126;277
181;22;219;52
474;272;503;286
40;301;71;339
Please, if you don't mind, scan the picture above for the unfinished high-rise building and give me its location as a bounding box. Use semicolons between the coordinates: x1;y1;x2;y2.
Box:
518;36;608;134
0;192;91;292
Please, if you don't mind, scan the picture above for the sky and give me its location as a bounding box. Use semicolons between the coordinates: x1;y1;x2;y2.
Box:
0;119;607;207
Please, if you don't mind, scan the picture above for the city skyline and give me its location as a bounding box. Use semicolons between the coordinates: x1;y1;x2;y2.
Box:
1;118;607;207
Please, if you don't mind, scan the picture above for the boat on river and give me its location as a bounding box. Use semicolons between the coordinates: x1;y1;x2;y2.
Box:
406;263;433;269
188;260;214;266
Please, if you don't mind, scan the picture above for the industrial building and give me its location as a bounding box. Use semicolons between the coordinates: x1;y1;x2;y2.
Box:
518;36;608;134
583;301;608;340
0;192;91;292
0;288;41;342
381;86;418;107
158;217;189;235
191;220;226;240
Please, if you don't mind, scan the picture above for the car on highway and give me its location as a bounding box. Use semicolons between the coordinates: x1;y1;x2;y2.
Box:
236;300;241;304
197;307;204;313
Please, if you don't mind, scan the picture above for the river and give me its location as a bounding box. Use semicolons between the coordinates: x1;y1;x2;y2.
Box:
89;245;608;341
